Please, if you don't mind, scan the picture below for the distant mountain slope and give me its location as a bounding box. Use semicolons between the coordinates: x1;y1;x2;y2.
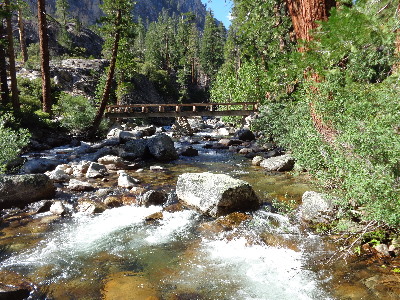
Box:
27;0;207;28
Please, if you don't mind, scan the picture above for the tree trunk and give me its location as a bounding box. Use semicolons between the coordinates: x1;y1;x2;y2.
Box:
5;0;20;113
0;21;10;106
88;9;122;138
286;0;336;46
286;0;337;144
37;0;52;114
18;6;28;63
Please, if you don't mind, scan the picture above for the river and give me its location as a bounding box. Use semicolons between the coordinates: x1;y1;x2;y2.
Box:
0;129;396;299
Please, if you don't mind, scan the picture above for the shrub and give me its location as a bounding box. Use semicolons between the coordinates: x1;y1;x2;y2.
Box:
0;114;30;174
56;92;103;134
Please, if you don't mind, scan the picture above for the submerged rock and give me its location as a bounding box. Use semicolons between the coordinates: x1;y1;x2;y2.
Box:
260;154;295;172
0;174;55;209
176;172;260;217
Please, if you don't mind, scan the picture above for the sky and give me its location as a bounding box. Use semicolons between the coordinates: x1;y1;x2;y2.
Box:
201;0;233;28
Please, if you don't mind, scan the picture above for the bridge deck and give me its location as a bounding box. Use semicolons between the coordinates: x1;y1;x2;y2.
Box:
105;102;258;119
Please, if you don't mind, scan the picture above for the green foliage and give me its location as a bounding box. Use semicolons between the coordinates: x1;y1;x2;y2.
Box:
0;114;30;174
253;1;399;226
200;12;226;81
56;92;105;134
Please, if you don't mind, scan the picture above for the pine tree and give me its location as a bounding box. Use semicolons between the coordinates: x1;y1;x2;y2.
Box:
37;0;52;114
0;10;10;105
5;0;20;113
55;0;70;26
88;0;135;138
17;0;28;63
200;11;226;84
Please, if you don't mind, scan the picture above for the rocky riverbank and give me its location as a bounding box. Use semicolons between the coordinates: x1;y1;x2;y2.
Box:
0;117;399;299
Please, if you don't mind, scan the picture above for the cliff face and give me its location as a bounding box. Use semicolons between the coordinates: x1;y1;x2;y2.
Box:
27;0;207;28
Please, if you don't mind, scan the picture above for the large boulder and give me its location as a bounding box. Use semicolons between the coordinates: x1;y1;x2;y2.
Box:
147;134;178;161
299;191;336;223
0;174;56;209
122;139;149;160
260;154;295;172
176;172;260;217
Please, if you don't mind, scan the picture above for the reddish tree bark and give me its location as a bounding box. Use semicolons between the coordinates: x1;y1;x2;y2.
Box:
5;0;20;113
286;0;336;45
37;0;52;114
286;0;337;144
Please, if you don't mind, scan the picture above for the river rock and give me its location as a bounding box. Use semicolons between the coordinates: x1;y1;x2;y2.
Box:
252;156;264;166
98;155;128;170
180;146;199;157
122;139;149;160
147;134;178;161
139;190;167;207
67;179;95;191
135;125;157;137
50;201;66;216
260;154;295;172
86;162;108;178
119;130;144;142
176;172;260;217
45;164;71;182
117;171;140;188
235;129;255;141
299;191;336;223
0;174;55;209
22;158;61;174
76;200;106;215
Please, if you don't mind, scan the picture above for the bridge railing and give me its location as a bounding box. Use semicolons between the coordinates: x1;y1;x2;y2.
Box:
105;102;259;118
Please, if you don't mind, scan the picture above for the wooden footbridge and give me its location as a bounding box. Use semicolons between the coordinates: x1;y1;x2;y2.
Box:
105;102;258;119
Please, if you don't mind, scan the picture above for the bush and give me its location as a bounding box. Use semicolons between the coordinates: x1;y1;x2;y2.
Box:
56;92;102;134
0;114;30;174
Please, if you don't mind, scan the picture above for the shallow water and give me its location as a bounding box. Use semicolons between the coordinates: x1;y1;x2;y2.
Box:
0;134;379;299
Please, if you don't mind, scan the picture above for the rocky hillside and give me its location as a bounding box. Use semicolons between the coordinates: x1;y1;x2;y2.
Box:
27;0;207;28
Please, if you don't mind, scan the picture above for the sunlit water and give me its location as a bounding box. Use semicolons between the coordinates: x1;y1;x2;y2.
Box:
0;133;337;299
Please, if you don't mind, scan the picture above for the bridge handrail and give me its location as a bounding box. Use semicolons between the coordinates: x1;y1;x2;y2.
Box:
106;102;258;113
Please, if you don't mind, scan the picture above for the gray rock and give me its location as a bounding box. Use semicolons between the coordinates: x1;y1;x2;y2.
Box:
123;139;149;159
180;146;199;157
252;156;264;166
235;129;255;141
117;171;140;188
140;190;167;207
22;158;61;174
374;244;390;257
176;172;260;217
45;164;71;182
67;179;95;191
76;200;106;215
119;130;144;142
0;174;56;209
299;191;336;223
135;125;157;137
260;154;295;172
86;162;108;178
98;155;128;170
147;134;178;161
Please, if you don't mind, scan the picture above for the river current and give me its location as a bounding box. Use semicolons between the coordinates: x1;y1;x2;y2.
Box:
0;130;378;299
